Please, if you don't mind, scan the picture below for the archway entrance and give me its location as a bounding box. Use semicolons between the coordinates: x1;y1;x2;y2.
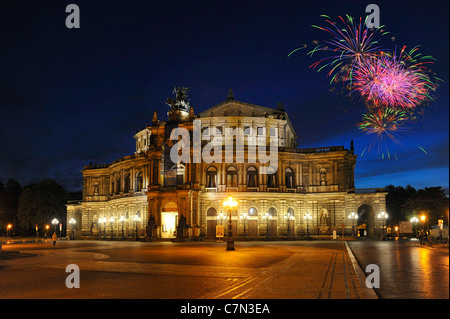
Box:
247;207;258;238
357;204;375;238
267;207;278;238
206;207;218;238
161;201;178;238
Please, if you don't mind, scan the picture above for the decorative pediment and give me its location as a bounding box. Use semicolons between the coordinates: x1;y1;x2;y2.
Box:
199;100;282;118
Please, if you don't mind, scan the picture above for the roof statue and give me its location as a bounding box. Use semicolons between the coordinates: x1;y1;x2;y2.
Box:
166;86;191;113
227;87;235;100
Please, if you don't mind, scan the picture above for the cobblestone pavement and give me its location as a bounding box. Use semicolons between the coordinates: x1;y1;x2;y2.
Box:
348;238;449;299
0;240;371;299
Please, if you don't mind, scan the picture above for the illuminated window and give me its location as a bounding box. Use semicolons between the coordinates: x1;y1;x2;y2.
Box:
285;167;295;188
206;166;217;188
226;166;238;187
267;166;277;188
247;166;258;187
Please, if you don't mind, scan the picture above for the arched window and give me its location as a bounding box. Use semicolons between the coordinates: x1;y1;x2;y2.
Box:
247;166;258;187
206;166;217;188
266;166;277;188
135;172;143;191
124;173;131;193
248;207;258;216
115;175;121;194
206;207;217;216
287;207;294;217
285;167;295;189
226;166;238;187
268;207;277;217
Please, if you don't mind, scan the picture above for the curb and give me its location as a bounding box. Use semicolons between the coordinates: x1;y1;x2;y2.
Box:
344;241;379;299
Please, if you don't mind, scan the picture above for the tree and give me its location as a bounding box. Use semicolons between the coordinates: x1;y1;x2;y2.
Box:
385;185;417;224
402;187;449;225
0;179;6;220
17;179;68;235
385;185;449;226
0;178;22;225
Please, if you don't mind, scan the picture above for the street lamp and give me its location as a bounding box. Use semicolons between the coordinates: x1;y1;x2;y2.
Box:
133;214;141;241
240;212;248;237
6;224;12;242
217;212;226;225
284;212;295;238
119;215;126;240
420;214;429;236
304;212;312;239
348;212;358;238
223;196;238;251
377;211;388;240
52;218;59;236
99;217;107;238
109;216;115;239
411;217;419;238
263;212;272;237
69;218;76;240
45;225;50;241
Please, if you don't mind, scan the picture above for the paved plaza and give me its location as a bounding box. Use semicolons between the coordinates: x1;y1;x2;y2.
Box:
0;240;373;299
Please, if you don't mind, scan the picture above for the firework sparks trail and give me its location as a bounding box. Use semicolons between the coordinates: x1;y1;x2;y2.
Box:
352;47;438;108
289;14;441;159
357;107;409;158
289;14;389;85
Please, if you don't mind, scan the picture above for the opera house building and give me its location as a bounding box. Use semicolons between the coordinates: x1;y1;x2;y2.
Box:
66;88;386;240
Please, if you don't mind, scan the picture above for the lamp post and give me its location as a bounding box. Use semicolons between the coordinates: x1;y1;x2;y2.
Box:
51;218;59;238
284;212;295;238
6;224;12;243
69;218;76;240
377;211;388;240
99;217;106;238
109;216;115;239
420;214;428;234
411;217;419;238
263;212;271;237
45;225;50;242
348;212;358;238
223;196;238;251
119;215;126;240
304;212;312;239
240;212;248;238
51;218;59;232
217;212;226;225
133;214;141;241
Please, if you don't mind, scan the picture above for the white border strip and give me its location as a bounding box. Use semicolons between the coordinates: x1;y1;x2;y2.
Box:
345;241;379;299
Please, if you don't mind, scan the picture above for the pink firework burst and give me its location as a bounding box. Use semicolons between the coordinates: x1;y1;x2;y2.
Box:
352;47;437;108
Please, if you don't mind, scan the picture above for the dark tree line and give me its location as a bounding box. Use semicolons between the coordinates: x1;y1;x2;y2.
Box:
0;178;81;237
385;185;449;226
0;178;22;235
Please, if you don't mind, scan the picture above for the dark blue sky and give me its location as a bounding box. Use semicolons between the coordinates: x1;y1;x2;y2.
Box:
0;0;448;193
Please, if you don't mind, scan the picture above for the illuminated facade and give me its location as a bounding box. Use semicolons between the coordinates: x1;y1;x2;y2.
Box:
66;88;386;240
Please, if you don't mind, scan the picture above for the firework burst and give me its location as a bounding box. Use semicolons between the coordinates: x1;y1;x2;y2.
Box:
357;107;409;158
289;14;389;85
290;14;441;159
352;47;438;108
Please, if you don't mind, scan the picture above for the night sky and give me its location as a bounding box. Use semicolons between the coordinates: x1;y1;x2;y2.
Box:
0;0;448;194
